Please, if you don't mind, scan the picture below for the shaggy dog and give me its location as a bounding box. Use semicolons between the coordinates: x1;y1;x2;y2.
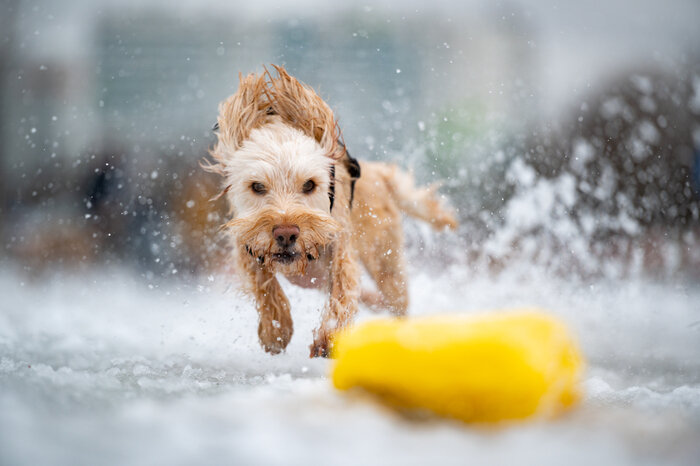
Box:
206;65;457;357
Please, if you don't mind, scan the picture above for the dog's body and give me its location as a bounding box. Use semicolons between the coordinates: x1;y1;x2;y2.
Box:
285;159;457;306
207;66;456;357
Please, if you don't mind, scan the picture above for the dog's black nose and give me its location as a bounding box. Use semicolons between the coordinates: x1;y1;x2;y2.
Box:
273;224;300;248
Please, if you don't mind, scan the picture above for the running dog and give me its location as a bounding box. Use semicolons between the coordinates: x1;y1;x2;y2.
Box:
206;65;457;357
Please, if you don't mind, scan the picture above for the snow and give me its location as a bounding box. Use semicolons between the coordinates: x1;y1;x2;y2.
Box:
571;138;595;174
2;2;700;463
1;265;699;466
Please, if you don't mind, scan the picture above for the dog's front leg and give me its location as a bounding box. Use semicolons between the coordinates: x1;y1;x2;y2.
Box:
237;247;293;354
310;237;360;357
254;270;294;354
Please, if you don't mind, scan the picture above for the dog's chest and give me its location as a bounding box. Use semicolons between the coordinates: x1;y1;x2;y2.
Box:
282;250;331;290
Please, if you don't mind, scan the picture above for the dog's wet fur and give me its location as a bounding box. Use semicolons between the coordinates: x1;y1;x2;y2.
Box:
206;65;457;357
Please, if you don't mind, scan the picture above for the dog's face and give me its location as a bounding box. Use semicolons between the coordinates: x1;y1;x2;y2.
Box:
223;120;341;275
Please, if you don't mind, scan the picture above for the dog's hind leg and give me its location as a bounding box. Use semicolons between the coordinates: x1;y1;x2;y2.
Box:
359;288;384;310
358;226;409;317
236;247;293;354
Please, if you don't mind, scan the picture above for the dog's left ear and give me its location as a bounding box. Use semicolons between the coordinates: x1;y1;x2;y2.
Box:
344;152;361;179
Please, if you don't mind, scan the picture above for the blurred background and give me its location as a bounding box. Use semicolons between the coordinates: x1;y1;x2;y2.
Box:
3;3;700;464
1;0;700;280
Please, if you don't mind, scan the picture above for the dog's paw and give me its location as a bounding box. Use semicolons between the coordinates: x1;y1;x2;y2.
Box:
309;328;333;358
309;339;331;358
258;319;293;355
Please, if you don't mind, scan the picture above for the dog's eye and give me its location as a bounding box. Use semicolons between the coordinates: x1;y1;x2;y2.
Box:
302;179;316;194
251;182;267;195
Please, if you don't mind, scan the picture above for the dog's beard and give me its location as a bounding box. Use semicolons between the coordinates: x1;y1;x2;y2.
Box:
226;205;340;275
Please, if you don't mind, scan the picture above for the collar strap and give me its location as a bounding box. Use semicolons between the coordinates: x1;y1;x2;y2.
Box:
344;149;361;207
328;141;361;212
328;165;336;211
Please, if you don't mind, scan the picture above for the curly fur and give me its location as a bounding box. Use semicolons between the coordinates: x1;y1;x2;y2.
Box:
207;65;457;357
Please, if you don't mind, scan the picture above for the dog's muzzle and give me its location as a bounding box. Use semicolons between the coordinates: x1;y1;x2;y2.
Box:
272;251;300;264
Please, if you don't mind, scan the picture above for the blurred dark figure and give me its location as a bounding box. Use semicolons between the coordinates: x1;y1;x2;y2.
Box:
0;0;20;220
81;144;131;261
571;70;699;227
518;67;700;276
693;148;700;196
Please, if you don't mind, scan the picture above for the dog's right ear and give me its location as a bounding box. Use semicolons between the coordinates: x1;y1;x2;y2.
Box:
214;73;270;155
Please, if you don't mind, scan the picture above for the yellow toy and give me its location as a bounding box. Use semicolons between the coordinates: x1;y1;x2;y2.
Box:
331;310;583;423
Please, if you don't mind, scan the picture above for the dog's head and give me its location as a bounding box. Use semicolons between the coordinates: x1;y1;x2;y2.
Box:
221;121;341;274
207;66;345;274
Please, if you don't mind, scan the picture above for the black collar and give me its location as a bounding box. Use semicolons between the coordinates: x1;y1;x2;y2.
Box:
328;165;336;211
329;143;361;212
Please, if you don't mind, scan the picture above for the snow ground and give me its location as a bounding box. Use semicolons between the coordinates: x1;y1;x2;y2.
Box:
1;265;699;466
